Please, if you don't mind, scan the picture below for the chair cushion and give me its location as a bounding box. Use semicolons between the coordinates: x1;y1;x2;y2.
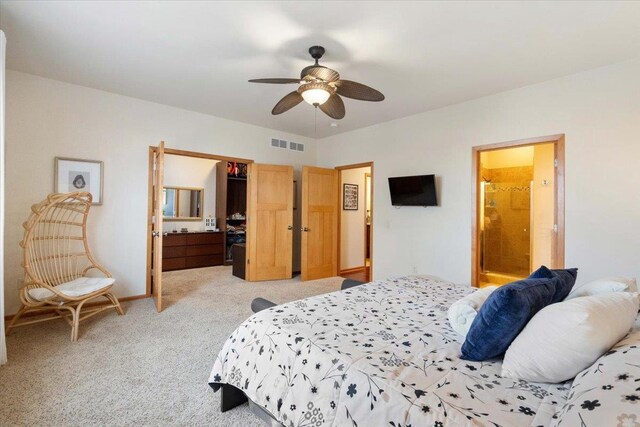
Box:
28;277;115;301
528;265;578;302
460;276;558;361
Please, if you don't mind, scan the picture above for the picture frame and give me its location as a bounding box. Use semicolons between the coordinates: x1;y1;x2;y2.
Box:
343;183;358;210
54;157;104;205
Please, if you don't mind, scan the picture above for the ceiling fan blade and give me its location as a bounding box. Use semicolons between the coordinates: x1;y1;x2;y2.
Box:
249;78;301;84
302;66;340;82
272;91;304;115
319;94;345;120
335;80;385;101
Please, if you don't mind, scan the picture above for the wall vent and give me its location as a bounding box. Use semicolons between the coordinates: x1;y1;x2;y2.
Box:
270;137;303;152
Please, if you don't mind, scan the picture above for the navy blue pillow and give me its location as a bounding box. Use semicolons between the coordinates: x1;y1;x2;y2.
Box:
460;277;559;361
529;265;578;302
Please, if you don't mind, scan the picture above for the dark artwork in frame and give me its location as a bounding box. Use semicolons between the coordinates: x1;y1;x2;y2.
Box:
343;183;358;210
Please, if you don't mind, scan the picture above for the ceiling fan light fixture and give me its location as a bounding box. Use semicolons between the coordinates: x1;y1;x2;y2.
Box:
250;45;384;118
302;88;330;106
299;82;332;106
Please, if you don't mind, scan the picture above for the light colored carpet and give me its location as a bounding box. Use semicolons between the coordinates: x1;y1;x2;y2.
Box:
0;266;343;426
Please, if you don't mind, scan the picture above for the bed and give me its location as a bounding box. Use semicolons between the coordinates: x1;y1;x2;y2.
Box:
209;276;640;426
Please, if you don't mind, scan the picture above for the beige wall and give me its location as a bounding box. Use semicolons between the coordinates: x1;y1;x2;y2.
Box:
340;166;371;270
318;59;640;286
531;143;555;268
4;71;316;315
162;155;218;232
482;146;534;169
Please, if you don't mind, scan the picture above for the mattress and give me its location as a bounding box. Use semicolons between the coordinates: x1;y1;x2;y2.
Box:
209;276;578;426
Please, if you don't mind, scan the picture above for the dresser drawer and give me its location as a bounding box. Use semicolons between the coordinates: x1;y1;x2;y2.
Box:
185;254;224;268
187;232;223;245
163;246;186;259
186;244;223;257
163;257;186;271
163;234;187;247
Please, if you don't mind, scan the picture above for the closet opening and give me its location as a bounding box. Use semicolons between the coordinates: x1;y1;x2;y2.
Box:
146;144;253;312
336;162;374;283
471;135;565;287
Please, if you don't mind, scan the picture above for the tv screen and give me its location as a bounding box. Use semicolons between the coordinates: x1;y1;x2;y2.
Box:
388;174;437;206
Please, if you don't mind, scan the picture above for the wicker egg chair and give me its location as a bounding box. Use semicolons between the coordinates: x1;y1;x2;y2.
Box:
6;192;124;341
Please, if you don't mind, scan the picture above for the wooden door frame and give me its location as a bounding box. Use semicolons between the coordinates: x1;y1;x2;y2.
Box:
364;172;372;267
335;162;374;281
146;145;253;297
471;134;565;287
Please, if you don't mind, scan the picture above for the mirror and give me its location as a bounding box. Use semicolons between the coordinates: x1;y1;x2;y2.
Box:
163;186;203;221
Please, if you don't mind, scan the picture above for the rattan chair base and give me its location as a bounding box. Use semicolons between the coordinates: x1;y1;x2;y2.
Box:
6;288;124;342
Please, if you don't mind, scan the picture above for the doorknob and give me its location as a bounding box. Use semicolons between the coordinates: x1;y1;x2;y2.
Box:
152;231;160;238
301;227;310;232
287;225;293;230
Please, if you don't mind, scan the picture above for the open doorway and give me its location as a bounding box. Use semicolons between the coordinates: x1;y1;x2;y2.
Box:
146;144;253;312
471;135;565;287
336;162;374;283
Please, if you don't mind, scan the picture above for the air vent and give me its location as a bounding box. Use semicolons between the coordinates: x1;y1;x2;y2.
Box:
270;137;303;152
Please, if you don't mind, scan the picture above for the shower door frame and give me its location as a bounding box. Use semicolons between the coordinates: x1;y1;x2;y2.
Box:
471;134;565;287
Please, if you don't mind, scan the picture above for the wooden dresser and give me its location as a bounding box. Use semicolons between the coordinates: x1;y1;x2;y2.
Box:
162;231;224;271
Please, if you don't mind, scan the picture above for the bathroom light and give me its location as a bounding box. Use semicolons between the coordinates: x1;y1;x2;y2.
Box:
299;82;332;106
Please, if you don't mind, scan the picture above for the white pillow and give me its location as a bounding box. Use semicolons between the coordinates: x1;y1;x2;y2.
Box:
447;286;497;338
501;292;639;383
565;276;637;300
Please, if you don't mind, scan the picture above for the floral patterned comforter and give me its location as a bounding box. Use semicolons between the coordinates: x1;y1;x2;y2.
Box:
209;276;637;427
550;316;640;427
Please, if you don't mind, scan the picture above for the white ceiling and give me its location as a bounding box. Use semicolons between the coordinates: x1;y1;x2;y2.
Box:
2;1;640;139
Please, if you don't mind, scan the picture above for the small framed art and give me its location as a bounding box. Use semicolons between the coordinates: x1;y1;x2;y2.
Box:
343;183;358;210
54;157;104;205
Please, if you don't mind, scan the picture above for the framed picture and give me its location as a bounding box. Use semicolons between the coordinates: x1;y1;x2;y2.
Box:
54;157;104;205
343;183;358;210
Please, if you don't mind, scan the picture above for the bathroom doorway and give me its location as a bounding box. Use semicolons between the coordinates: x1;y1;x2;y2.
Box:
471;135;565;287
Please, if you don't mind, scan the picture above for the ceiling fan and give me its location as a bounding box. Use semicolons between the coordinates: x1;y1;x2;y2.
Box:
249;46;385;120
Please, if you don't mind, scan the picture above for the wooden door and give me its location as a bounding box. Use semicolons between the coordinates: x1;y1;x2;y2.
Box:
152;141;165;311
301;166;338;281
246;164;294;281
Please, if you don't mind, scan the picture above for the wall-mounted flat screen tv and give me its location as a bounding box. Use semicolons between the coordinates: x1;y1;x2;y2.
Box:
388;174;438;206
